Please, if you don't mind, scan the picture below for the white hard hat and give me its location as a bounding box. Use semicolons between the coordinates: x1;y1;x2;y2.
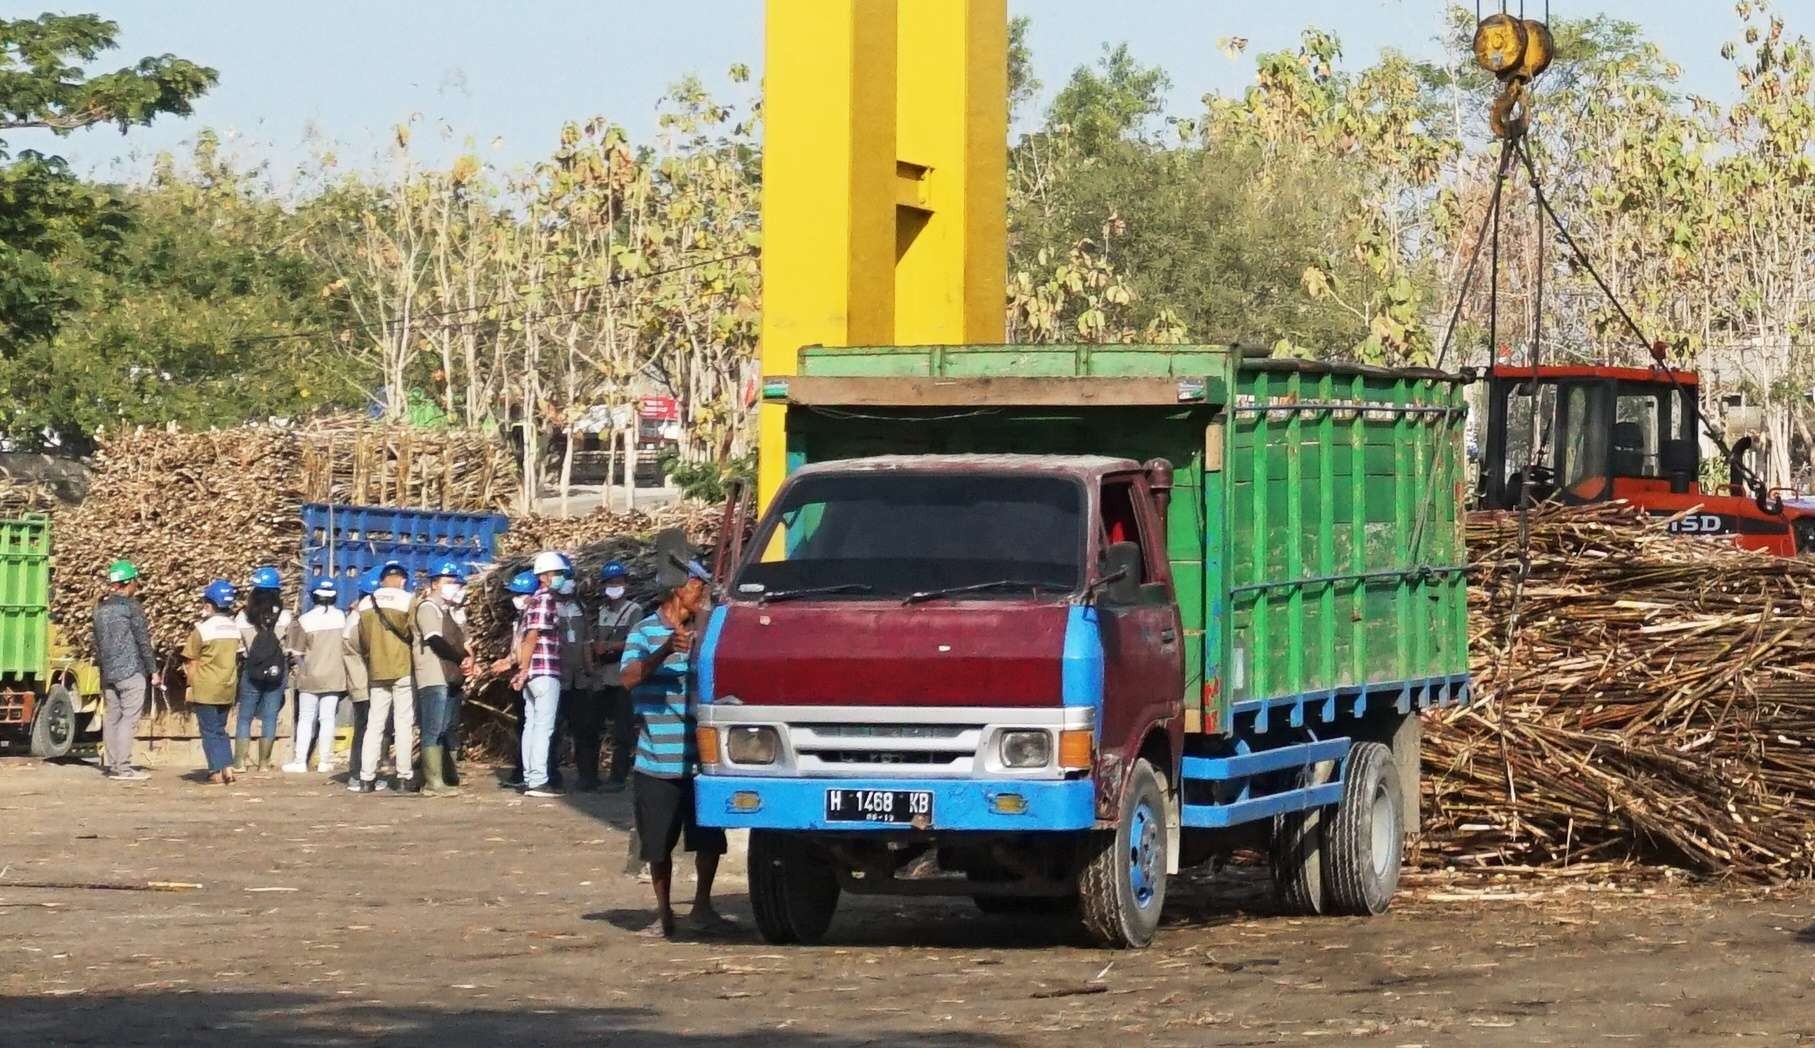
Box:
532;551;568;576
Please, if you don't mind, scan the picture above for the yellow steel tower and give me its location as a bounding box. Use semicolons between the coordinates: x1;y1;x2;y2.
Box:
758;0;1007;506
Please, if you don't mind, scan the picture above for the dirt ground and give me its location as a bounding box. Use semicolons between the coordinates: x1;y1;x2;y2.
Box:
4;757;1814;1047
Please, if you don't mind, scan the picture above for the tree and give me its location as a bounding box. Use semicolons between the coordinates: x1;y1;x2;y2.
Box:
0;12;216;447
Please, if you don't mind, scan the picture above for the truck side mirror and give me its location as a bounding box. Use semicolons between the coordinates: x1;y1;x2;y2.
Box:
1096;541;1142;606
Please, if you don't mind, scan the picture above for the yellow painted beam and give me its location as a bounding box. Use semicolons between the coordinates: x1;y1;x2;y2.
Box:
894;0;1007;346
759;0;1006;508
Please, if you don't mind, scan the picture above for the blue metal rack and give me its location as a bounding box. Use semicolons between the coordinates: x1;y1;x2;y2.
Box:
299;503;509;609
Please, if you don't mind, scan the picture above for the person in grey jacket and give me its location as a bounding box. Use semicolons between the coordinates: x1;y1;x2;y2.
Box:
93;560;160;781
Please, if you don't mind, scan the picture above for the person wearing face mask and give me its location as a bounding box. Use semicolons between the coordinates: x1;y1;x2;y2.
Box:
412;561;471;797
591;561;643;792
492;569;543;789
552;556;598;791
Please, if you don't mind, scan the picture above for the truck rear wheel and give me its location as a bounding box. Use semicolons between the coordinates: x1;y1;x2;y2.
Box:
748;831;840;945
1078;757;1167;948
1270;757;1336;916
29;686;76;760
1323;741;1403;916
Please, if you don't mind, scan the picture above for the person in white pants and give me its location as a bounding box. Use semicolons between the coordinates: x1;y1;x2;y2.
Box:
284;578;350;773
348;561;417;793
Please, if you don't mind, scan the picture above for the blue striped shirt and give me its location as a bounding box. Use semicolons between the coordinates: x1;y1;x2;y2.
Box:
621;612;694;778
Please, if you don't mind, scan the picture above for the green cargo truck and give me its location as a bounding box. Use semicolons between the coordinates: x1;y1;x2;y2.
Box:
0;514;103;757
694;344;1470;946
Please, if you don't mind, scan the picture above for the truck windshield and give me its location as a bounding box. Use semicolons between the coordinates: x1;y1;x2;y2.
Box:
734;471;1084;600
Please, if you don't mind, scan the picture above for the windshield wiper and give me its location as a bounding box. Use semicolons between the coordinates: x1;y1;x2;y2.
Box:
757;582;877;604
902;579;1049;605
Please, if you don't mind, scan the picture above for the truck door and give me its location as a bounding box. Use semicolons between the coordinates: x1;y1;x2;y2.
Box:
1095;473;1185;800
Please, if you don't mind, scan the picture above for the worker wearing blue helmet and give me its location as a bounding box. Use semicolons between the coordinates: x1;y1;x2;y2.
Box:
181;580;242;784
493;568;544;788
233;566;293;773
413;560;471;796
349;559;417;793
340;566;385;791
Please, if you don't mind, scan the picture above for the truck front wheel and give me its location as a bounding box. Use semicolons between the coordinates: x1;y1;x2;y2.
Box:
1323;741;1403;915
29;686;76;760
748;831;840;945
1078;757;1167;948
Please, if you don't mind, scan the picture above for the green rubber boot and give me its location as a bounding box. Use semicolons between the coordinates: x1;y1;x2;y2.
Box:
232;739;249;773
420;746;458;797
257;739;276;771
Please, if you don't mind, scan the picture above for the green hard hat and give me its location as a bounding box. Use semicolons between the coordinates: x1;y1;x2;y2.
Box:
107;560;141;584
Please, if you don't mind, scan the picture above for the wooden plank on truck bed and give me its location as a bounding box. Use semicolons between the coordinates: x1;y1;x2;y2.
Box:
765;375;1215;408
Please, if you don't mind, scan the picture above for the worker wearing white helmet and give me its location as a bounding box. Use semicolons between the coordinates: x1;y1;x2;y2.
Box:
511;551;569;797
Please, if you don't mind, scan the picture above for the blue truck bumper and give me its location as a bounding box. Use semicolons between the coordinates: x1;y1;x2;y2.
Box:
695;775;1097;832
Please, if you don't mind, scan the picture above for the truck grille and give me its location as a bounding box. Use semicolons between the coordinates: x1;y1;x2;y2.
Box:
812;750;963;766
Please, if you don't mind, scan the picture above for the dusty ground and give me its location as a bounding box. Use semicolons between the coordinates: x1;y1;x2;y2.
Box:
3;757;1814;1047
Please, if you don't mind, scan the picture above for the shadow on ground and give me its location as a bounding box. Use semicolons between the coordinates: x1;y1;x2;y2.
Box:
1;991;1015;1048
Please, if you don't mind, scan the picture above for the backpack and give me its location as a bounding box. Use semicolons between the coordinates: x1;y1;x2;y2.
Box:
246;624;285;684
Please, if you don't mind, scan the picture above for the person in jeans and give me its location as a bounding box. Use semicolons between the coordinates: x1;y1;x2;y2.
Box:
233;565;292;772
182;580;241;785
92;559;160;781
351;560;416;793
509;551;567;798
412;561;470;797
284;577;348;773
622;560;728;938
591;560;643;792
340;567;380;792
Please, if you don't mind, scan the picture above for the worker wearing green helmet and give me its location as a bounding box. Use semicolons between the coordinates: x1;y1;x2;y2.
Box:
94;559;159;781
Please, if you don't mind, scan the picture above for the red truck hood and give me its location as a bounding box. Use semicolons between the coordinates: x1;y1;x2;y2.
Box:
706;601;1070;707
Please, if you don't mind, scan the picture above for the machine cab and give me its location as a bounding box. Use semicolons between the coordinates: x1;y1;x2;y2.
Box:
1478;365;1702;510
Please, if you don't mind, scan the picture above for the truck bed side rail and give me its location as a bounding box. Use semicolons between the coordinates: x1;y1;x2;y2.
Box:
1180;736;1351;829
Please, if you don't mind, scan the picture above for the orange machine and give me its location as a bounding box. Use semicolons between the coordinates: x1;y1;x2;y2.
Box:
1478;363;1815;555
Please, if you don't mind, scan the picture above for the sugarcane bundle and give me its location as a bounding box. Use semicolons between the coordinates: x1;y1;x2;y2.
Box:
1423;502;1815;880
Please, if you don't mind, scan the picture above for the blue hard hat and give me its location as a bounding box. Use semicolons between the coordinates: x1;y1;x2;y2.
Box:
249;565;282;591
506;570;540;595
429;560;467;581
203;579;238;608
378;559;407;578
309;576;338;597
599;560;628;581
357;567;383;596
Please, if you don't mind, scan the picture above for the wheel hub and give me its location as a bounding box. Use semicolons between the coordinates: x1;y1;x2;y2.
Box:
1369;782;1397;878
1128;802;1160;909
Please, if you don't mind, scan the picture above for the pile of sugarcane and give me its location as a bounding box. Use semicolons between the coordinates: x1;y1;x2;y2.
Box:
49;419;520;662
1423;502;1815;880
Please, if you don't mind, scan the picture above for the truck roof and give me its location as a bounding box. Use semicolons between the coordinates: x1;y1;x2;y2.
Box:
790;453;1142;479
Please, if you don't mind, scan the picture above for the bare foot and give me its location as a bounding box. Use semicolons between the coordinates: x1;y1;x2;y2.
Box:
636;916;676;940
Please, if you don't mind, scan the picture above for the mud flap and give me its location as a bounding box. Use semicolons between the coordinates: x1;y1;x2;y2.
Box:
1391;713;1421;835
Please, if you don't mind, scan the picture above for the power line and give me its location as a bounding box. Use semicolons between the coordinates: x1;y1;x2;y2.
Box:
228;249;759;350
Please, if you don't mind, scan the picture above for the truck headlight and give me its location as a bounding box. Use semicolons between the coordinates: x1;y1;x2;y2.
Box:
1000;730;1052;769
726;725;780;765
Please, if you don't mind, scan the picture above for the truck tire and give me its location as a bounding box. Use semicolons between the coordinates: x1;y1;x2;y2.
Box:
29;686;76;760
1269;757;1336;916
747;831;840;945
1323;741;1403;916
1078;758;1167;948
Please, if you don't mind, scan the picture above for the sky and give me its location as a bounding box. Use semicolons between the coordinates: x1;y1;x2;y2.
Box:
7;1;1753;183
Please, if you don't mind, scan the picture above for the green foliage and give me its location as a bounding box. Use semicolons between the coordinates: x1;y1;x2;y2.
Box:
659;448;753;504
0;13;216;144
1048;43;1171;152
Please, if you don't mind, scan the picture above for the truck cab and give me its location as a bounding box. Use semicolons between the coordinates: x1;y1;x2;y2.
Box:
694;344;1471;948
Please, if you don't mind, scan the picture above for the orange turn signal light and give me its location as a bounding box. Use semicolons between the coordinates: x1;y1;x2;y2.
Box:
697;726;721;765
1058;729;1094;770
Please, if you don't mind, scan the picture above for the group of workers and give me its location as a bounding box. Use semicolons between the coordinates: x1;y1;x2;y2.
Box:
90;546;729;936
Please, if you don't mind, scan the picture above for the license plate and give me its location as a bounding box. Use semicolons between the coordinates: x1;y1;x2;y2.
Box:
824;788;933;824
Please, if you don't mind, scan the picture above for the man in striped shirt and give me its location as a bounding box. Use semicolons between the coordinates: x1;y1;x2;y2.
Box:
621;560;727;938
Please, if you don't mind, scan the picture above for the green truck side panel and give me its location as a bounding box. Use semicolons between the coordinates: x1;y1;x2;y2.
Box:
787;345;1469;735
0;515;52;682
